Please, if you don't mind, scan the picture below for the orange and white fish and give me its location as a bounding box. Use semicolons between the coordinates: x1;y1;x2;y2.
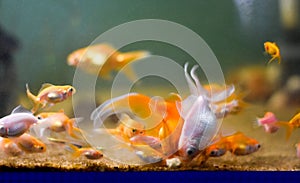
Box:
205;131;260;157
276;112;300;140
204;83;248;117
33;110;82;139
106;114;146;140
67;43;150;81
26;83;76;113
264;41;281;64
12;133;46;153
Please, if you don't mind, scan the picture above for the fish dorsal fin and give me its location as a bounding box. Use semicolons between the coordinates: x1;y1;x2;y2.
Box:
39;83;54;93
176;95;198;120
11;105;32;114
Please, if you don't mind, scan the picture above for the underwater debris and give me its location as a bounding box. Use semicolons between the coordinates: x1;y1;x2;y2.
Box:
26;83;76;113
67;43;150;81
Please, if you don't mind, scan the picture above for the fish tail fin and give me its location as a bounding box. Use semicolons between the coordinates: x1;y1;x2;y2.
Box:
25;83;40;113
119;51;150;82
267;56;277;64
65;143;82;159
276;121;293;140
278;55;282;64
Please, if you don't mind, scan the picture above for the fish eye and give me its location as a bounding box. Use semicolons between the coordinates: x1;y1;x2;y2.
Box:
37;116;42;120
210;150;217;156
69;88;73;92
39;146;44;150
186;147;197;157
256;144;261;149
132;129;137;133
0;126;5;135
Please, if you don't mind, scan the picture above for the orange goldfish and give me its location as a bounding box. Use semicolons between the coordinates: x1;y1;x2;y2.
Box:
26;83;76;113
33;110;83;139
67;43;150;81
12;133;46;153
204;83;248;116
264;41;281;64
47;137;102;160
276;112;300;140
0;137;23;156
110;114;145;138
66;144;103;160
205;131;260;157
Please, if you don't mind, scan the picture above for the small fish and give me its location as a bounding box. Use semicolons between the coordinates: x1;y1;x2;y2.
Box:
130;135;162;151
0;105;39;137
256;112;279;133
33;110;83;139
12;133;46;153
205;131;260;157
226;132;260;156
264;41;281;64
204;83;248;117
66;143;103;160
0;137;23;156
276;112;300;140
67;43;150;81
26;83;76;113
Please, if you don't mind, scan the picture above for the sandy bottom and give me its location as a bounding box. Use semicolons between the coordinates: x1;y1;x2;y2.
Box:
1;104;300;171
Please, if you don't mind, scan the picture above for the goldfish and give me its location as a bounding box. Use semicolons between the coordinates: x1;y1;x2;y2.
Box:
204;83;248;117
32;110;83;140
26;83;76;113
12;133;46;153
0;105;39;138
264;41;281;64
205;131;260;157
105;114;146;141
276;112;300;140
0;137;23;156
66;143;103;160
47;137;103;159
255;112;279;133
67;43;150;81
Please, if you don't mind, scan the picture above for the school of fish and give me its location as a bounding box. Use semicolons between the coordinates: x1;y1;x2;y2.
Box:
1;41;298;168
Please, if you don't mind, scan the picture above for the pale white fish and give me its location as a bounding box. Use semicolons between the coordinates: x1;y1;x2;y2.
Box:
177;63;221;159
